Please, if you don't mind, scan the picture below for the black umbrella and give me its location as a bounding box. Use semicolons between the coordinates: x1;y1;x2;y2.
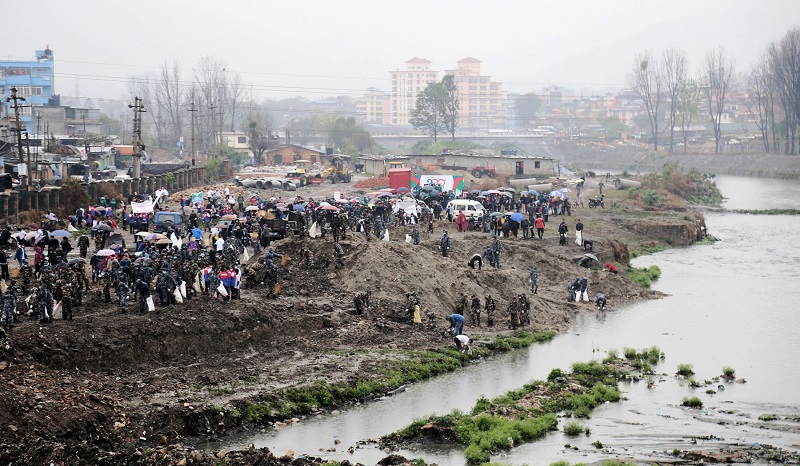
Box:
104;233;124;249
93;224;113;232
68;258;86;265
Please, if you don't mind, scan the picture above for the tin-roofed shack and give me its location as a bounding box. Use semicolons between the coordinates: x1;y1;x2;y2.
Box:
404;151;555;178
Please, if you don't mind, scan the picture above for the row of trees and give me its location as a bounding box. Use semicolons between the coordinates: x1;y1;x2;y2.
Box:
748;27;800;154
632;26;800;155
631;47;731;154
121;57;375;165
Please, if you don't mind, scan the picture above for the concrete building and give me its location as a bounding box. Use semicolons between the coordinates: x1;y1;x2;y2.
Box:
389;58;439;126
0;47;55;132
408;152;554;178
355;88;390;125
445;57;506;129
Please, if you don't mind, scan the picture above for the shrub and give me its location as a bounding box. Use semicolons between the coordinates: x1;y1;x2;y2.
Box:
643;189;662;207
721;366;736;379
602;349;619;364
681;396;703;409
627;265;662;288
592;440;603;449
676;364;695;377
563;421;584;436
758;414;776;421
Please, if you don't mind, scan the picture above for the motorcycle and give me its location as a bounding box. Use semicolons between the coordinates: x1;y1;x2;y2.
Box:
588;195;605;208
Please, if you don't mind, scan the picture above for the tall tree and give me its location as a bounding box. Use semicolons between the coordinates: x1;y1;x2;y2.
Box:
702;47;735;154
243;106;277;165
409;81;444;141
155;60;185;147
441;74;459;141
676;78;702;154
767;27;800;154
410;76;460;141
662;48;688;153
514;93;542;127
632;50;663;151
746;55;775;153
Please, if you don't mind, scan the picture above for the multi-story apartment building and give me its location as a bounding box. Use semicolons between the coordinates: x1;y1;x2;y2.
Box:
355;87;390;125
445;57;506;129
389;57;439;126
0;47;55;132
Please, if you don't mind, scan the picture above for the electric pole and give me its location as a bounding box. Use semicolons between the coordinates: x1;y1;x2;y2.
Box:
5;87;31;189
129;96;146;179
188;100;197;166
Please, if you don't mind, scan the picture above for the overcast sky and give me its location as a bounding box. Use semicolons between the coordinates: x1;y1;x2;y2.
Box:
4;0;799;103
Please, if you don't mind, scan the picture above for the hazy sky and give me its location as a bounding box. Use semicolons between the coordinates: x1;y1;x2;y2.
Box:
4;0;799;103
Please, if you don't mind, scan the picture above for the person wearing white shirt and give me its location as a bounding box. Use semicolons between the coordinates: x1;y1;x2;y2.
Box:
215;237;225;251
454;334;471;352
224;187;230;196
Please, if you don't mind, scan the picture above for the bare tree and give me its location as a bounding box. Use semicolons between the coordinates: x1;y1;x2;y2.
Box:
155;61;185;146
194;56;228;153
702;47;735;154
227;71;246;132
767;27;800;154
632;50;663;151
676;77;702;153
746;55;774;152
243;104;277;165
662;49;688;153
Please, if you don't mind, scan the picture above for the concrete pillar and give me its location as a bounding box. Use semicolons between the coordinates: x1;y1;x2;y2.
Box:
0;194;7;224
9;192;18;225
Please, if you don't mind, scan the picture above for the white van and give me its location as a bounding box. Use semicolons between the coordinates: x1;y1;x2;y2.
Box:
446;199;486;221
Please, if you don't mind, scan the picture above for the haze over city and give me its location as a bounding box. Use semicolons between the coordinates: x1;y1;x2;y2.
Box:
4;0;800;101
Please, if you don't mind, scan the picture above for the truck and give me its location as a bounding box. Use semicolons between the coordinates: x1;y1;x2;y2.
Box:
153;211;185;236
470;166;497;178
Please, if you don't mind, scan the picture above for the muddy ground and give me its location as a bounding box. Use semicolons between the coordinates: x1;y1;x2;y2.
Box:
0;175;718;465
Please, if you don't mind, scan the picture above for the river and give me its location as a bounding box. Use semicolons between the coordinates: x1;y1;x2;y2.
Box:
222;175;800;465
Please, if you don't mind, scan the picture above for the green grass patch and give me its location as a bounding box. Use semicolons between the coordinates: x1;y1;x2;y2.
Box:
676;363;695;377
631;243;670;258
682;396;703;409
626;265;661;288
563;421;584;436
758;414;776;421
385;355;644;464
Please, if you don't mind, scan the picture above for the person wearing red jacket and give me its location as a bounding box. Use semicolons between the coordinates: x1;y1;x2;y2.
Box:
534;215;545;240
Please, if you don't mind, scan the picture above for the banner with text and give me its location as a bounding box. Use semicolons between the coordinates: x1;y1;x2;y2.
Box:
131;199;154;214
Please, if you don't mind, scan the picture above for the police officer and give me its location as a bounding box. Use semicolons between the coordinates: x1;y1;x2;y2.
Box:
37;286;54;323
410;226;420;245
78;234;89;259
134;263;154;313
112;268;130;312
492;236;502;268
1;288;16;332
469;295;481;327
529;267;539;294
440;231;450;257
484;295;496;327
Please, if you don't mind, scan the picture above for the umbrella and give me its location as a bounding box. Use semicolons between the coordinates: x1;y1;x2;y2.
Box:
375;192;392;198
155;238;173;245
319;205;339;211
500;192;513;198
350;199;361;204
510;212;525;222
475;195;486;199
104;233;124;248
293;204;305;212
68;258;86;265
134;257;151;266
334;198;350;203
584;253;599;262
500;187;516;192
135;231;152;238
93;224;113;232
51;230;71;237
549;191;560;197
245;205;260;212
487;189;502;194
221;214;237;220
529;190;538;196
96;249;116;257
470;189;481;194
560;188;572;193
147;233;167;241
421;185;437;191
489;212;505;218
396;187;409;193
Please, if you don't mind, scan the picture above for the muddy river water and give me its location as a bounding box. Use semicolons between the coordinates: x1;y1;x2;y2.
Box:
222;175;800;465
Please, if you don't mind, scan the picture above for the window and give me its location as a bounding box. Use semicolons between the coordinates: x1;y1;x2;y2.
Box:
534;161;541;169
515;161;524;175
237;136;247;144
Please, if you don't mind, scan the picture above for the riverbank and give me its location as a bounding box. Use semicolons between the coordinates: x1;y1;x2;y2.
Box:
0;174;712;465
538;142;800;180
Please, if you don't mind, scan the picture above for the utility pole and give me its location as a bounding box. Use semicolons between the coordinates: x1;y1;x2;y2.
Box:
5;87;31;190
129;96;146;179
82;114;89;162
188;100;197;166
208;104;216;157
